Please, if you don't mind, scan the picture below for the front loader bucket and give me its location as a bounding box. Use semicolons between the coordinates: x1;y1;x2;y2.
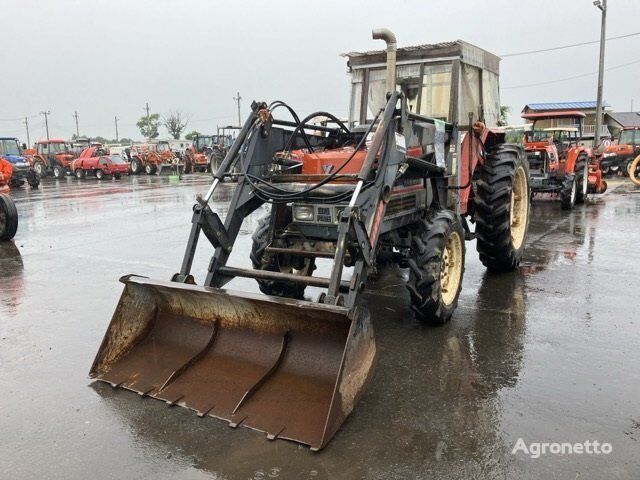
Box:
90;275;376;450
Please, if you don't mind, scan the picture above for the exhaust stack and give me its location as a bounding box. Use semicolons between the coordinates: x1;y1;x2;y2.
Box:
372;28;397;93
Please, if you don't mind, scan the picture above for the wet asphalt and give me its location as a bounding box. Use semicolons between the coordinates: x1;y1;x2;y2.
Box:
1;174;639;479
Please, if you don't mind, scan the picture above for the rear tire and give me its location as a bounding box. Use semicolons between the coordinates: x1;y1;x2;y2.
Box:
130;159;140;174
473;145;530;272
0;193;18;241
250;214;315;299
406;210;465;325
575;155;588;204
560;174;577;210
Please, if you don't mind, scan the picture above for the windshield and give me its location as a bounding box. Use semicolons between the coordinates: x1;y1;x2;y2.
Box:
530;130;575;143
0;139;20;156
197;137;213;148
156;143;170;152
619;130;638;145
50;142;68;153
109;155;126;164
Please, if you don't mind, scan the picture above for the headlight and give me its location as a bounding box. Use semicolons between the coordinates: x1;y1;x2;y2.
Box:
602;152;616;158
293;205;314;221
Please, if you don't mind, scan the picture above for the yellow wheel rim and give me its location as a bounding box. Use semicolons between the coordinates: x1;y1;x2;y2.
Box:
630;154;640;187
440;231;463;306
510;166;528;250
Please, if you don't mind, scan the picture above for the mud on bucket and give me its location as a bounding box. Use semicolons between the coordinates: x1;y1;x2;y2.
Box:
90;275;376;450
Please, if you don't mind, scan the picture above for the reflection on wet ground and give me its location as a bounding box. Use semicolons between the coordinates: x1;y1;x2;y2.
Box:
1;175;639;479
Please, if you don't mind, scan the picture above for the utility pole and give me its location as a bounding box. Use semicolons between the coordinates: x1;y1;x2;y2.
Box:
233;91;242;127
145;102;150;120
40;110;51;142
73;110;80;137
24;117;30;148
114;116;119;142
594;0;607;147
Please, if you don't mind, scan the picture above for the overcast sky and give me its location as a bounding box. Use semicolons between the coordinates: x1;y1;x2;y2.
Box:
1;0;639;142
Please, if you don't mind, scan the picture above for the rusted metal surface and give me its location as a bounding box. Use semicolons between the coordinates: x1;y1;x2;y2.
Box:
90;275;376;450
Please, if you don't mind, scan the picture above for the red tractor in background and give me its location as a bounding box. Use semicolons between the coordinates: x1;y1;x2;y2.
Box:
71;147;130;179
597;126;640;176
183;135;214;173
521;111;606;210
128;141;183;175
26;139;76;178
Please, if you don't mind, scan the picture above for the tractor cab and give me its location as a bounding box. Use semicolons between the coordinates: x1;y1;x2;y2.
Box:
154;141;170;153
191;135;214;153
345;40;500;127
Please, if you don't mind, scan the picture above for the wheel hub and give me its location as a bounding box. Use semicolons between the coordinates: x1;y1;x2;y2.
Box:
510;166;528;250
440;231;462;306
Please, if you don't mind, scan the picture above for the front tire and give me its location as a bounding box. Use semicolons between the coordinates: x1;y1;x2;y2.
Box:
75;169;85;179
0;193;18;241
473;145;530;272
34;161;46;177
575;155;588;204
560;174;577;210
96;169;105;180
145;164;156;175
250;214;315;299
53;165;64;179
406;210;465;325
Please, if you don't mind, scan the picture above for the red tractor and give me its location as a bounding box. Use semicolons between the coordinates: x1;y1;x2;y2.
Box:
71;147;130;179
521;111;606;210
128;141;182;175
183;135;214;173
597;126;640;176
28;139;76;178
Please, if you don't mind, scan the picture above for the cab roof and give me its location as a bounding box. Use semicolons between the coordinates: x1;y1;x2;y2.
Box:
542;127;579;132
522;110;586;120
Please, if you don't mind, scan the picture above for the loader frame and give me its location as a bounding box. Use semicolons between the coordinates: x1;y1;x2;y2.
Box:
173;93;458;309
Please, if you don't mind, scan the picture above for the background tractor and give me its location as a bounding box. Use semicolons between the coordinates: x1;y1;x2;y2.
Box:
207;126;239;173
598;126;640;176
0;137;40;189
128;140;183;175
90;30;530;451
28;139;76;178
521;111;605;210
183;135;214;173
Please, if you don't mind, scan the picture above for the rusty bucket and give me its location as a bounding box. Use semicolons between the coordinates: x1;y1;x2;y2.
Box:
90;275;376;450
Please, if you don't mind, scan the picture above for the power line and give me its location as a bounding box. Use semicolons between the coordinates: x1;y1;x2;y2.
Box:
503;58;640;89
501;31;640;58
